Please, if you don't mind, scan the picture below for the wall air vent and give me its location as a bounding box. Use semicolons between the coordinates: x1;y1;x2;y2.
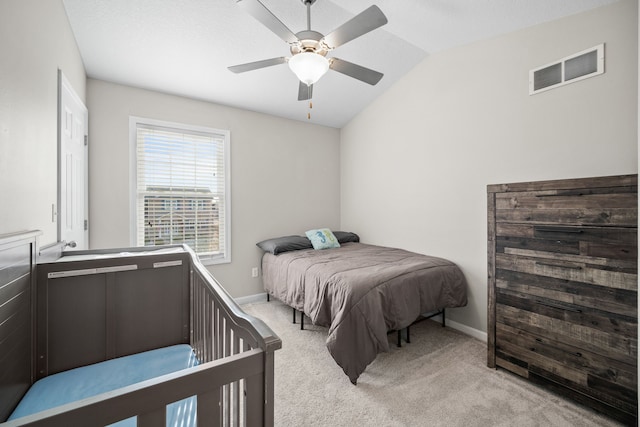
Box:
529;44;604;95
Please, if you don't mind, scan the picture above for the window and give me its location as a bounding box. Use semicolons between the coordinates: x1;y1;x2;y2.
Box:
130;117;230;264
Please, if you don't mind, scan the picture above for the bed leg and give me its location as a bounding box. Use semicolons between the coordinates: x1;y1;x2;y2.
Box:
300;312;304;330
267;293;270;302
441;308;445;327
406;325;411;343
292;308;296;324
397;330;402;347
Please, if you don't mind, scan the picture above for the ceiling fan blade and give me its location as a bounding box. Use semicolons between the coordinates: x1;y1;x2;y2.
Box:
228;57;287;73
322;5;388;49
330;58;383;85
298;82;313;101
237;0;298;44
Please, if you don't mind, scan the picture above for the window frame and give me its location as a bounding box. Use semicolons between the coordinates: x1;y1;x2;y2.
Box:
129;116;231;265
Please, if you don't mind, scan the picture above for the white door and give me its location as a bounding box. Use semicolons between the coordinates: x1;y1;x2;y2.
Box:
58;71;88;250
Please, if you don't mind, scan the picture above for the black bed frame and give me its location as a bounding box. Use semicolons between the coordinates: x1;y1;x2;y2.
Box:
266;293;446;347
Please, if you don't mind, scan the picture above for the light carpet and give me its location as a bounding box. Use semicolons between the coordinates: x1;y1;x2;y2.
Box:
242;300;623;427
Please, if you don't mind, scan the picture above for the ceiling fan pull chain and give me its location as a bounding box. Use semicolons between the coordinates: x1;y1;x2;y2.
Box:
307;84;313;119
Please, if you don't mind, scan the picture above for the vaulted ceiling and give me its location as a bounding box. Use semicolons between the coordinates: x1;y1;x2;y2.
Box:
62;0;619;128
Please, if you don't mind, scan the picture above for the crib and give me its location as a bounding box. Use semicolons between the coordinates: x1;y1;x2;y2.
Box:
0;230;281;426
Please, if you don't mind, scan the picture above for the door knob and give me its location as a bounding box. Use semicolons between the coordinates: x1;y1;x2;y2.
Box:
65;240;77;248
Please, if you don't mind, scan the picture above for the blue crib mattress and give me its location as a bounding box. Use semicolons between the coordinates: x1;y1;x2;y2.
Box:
9;344;199;426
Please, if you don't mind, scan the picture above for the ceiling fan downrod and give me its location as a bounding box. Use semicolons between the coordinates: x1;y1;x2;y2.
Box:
304;0;313;31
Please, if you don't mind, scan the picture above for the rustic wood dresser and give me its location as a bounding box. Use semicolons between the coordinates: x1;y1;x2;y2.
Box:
487;174;637;425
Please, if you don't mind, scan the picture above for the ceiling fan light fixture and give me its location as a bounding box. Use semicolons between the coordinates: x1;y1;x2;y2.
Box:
288;52;329;86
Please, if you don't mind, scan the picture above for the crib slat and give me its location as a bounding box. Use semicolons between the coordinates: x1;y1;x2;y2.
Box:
200;282;206;359
204;296;214;360
233;333;240;356
239;378;246;426
232;333;241;424
193;279;199;360
214;306;220;361
225;320;232;424
225;319;231;358
233;380;240;425
264;347;276;427
196;278;203;360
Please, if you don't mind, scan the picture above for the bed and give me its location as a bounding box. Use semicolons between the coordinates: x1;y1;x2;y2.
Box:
258;232;468;384
0;230;281;426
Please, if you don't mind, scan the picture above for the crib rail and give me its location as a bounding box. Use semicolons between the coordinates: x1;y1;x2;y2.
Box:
0;348;265;427
187;245;281;426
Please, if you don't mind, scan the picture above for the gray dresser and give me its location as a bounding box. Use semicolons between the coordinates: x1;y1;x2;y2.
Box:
487;174;637;425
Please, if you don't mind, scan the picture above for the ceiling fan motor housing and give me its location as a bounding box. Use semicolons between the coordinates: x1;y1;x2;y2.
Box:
291;30;329;56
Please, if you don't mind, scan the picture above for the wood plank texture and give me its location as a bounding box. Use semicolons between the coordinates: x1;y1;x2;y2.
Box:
0;232;38;423
487;191;497;368
487;174;638;425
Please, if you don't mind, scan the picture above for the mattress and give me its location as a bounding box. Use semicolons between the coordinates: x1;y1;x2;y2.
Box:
9;344;198;426
262;242;468;383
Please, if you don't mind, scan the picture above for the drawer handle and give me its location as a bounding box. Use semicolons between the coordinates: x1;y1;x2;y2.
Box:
535;227;583;234
535;193;586;198
536;262;582;270
535;299;583;313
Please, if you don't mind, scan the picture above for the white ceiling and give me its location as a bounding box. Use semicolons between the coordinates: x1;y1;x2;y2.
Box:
62;0;619;128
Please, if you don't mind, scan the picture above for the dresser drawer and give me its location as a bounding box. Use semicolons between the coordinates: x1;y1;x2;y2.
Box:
495;267;637;318
495;321;637;413
494;187;637;227
496;303;637;365
496;251;637;292
496;223;637;260
496;289;637;352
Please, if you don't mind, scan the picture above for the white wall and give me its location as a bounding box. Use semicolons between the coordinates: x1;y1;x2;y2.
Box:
340;0;638;334
0;0;86;245
87;79;341;298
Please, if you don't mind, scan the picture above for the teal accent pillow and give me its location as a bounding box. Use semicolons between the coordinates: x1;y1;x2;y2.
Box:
305;228;341;250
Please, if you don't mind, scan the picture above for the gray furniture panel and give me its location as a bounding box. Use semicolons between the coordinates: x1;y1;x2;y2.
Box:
487;174;637;425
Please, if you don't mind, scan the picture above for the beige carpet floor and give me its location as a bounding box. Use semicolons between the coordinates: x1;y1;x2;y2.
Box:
242;300;623;427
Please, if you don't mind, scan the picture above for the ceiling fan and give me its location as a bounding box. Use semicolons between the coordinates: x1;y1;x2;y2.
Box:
228;0;388;101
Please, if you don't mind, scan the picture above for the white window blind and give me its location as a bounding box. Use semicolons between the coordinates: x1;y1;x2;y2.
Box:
130;117;230;264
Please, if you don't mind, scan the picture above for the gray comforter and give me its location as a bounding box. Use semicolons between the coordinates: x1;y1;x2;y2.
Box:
261;242;468;384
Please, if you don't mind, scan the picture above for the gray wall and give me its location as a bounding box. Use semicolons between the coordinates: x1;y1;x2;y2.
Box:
87;79;341;298
0;0;86;245
340;0;638;336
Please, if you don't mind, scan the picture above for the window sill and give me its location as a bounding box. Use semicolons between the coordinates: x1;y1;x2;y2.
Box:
199;256;231;266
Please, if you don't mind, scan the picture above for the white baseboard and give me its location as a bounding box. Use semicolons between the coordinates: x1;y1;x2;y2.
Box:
235;292;268;305
236;293;488;343
427;314;487;342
